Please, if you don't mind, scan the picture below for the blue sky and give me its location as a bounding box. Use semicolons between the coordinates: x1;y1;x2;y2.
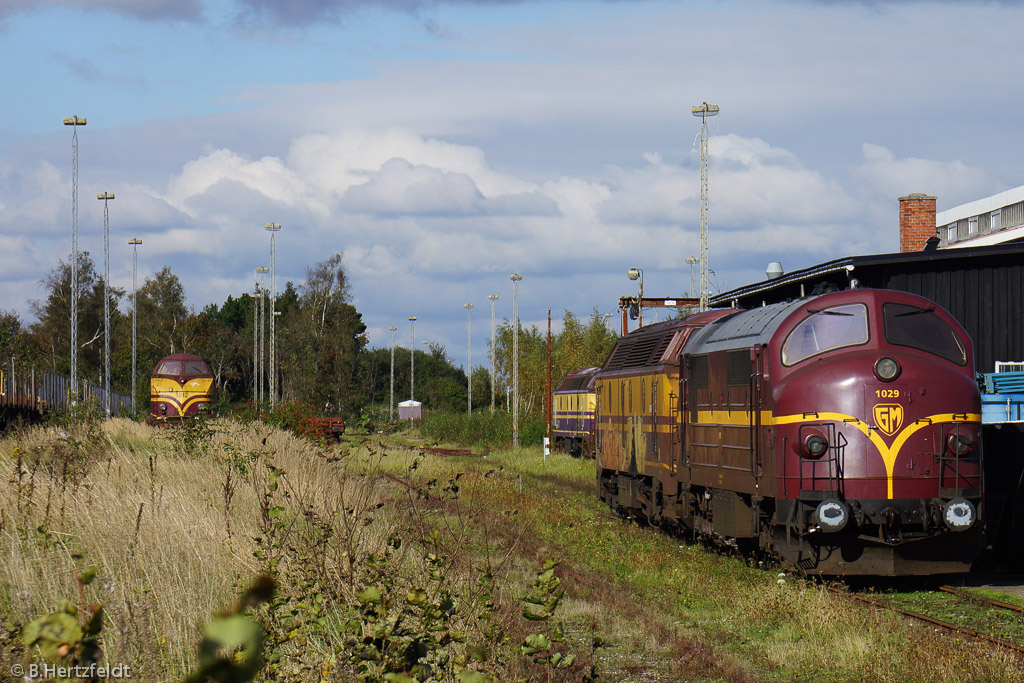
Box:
1;0;1021;372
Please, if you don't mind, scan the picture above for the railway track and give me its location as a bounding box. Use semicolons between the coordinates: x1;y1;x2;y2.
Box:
421;446;480;457
938;584;1024;614
828;584;1024;656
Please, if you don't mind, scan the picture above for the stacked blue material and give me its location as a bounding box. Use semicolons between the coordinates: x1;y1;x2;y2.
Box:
982;371;1024;424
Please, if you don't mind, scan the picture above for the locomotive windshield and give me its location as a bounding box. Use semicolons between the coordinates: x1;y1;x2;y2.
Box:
781;303;869;366
155;358;211;377
882;303;967;365
183;359;211;376
155;360;181;376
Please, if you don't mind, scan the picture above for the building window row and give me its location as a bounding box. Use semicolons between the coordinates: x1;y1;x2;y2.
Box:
942;201;1023;245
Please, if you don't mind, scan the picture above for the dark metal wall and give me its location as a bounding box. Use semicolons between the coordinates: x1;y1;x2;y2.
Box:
880;261;1024;375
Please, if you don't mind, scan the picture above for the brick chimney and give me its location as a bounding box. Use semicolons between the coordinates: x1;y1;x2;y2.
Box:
898;193;937;252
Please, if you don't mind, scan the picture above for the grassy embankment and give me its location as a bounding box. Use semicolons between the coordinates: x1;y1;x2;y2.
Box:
1;416;1022;682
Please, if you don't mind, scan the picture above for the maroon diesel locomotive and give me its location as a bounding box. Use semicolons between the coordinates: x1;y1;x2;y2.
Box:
596;288;983;575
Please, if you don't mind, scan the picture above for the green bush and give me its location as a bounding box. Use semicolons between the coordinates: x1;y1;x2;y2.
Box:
420;411;515;447
519;419;547;447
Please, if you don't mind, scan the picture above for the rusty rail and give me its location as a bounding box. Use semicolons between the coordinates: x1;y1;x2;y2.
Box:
829;586;1024;656
421;446;479;457
939;585;1024;614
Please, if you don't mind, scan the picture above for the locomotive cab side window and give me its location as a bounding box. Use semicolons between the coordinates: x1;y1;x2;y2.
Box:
882;303;967;366
781;303;869;366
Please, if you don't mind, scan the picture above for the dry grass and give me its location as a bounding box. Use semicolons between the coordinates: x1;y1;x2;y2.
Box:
1;420;569;682
0;418;396;679
2;419;274;677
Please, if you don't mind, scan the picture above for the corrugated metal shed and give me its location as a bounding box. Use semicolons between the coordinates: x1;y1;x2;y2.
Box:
711;242;1024;374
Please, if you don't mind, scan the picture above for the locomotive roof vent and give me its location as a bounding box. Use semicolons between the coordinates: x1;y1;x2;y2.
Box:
766;261;784;279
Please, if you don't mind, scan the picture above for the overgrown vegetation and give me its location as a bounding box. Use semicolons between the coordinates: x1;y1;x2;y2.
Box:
418;411;549;448
3;418;1022;682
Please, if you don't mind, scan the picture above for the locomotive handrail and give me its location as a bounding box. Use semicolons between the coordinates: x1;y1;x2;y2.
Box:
679;376;688;466
936;421;981;499
797;423;846;498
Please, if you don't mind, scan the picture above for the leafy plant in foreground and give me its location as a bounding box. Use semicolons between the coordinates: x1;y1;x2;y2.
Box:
21;570;104;681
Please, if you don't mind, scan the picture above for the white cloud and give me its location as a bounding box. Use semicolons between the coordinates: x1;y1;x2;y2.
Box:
287;129;534;199
851;143;993;209
597;135;858;237
164;148;324;218
0;160;67;237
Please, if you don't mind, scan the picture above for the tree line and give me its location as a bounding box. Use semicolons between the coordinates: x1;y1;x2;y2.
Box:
0;252;620;421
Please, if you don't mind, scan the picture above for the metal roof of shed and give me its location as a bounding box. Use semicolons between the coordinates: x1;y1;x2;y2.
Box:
711;241;1024;373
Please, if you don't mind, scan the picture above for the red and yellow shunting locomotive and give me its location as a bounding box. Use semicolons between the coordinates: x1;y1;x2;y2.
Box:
596;289;983;575
150;353;214;424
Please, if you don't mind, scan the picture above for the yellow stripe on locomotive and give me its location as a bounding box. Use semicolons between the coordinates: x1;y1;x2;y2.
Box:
151;376;214;418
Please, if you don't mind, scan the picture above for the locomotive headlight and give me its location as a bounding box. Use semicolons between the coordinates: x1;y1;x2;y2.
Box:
813;499;850;533
874;357;900;381
942;497;976;531
802;434;829;458
946;433;973;456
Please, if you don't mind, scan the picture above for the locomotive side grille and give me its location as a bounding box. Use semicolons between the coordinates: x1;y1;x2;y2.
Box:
555;368;599;392
624;337;659;366
605;331;676;370
650;333;674;364
726;350;750;386
688;354;709;422
689;355;709;387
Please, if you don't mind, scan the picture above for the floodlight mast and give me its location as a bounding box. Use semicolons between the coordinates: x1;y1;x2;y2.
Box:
264;224;281;407
464;303;474;415
510;274;523;447
408;317;417;402
64;115;86;402
98;192;114;415
388;326;398;419
129;238;142;414
487;294;498;413
254;267;269;402
692;102;719;312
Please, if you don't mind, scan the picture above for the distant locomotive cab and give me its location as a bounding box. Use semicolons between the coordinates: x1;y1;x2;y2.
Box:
552;367;600;457
150;353;214;424
597;288;984;576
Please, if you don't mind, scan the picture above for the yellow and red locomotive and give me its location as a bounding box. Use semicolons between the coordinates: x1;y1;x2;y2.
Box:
552;367;600;457
597;288;983;575
150;353;214;424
